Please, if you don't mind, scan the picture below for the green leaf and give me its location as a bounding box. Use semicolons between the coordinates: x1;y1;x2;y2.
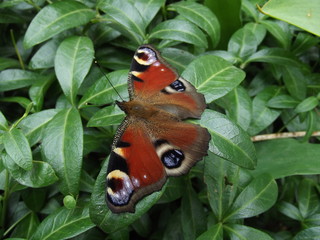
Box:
0;69;44;92
225;224;273;240
3;128;33;170
23;1;95;48
204;154;251;220
291;32;320;55
217;86;252;131
200;110;257;169
282;66;307;100
78;70;128;108
267;94;299;109
98;0;146;45
182;55;246;103
21;188;47;212
278;201;302;221
30;204;94;240
87;105;124;127
252;139;320;178
260;0;320;37
18;109;59;146
197;223;223;240
55;36;94;105
302;111;317;142
89;156;165;233
294;227;320;240
41;107;83;196
169;1;220;47
224;174;278;220
2;154;58;188
295;96;319;113
134;0;165;26
29;39;60;69
297;179;319;218
0;111;8;131
181;182;206;240
248;86;282;135
0;9;25;23
0;96;32;110
11;212;39;239
0;57;20;70
244;48;301;67
161;47;196;73
149;19;208;48
260;20;291;49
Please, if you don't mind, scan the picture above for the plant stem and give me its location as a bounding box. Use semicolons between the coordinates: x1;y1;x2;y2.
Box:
10;29;25;70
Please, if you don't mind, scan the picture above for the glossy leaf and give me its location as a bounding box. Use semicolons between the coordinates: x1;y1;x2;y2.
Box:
3;128;32;170
225;174;277;220
24;1;95;48
2;154;58;188
261;20;291;49
98;0;146;45
18;109;59;146
169;1;220;47
248;86;282;135
294;227;320;240
278;201;302;221
161;47;195;73
217;86;252;131
55;36;94;105
244;48;301;67
89;156;165;233
182;55;246;103
134;0;165;26
282;66;307;100
149;19;208;48
297;179;319;218
181;182;206;240
253;139;320;178
87;105;124;127
41;107;83;196
225;224;273;240
295;96;319;113
29;39;61;69
200;110;257;169
260;0;320;36
0;111;8;131
0;57;20;70
78;70;128;108
30;205;94;240
267;94;299;109
197;223;223;240
0;69;44;92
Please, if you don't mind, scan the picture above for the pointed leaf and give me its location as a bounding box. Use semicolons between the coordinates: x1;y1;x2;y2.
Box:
197;223;223;240
297;179;319;218
24;1;95;48
4;128;32;170
55;36;94;105
261;20;291;49
278;201;303;220
30;205;94;240
78;70;128;108
0;69;44;92
225;224;273;240
267;94;299;109
134;0;165;26
87;105;124;127
182;55;245;103
294;227;320;240
169;1;220;47
2;154;58;188
225;174;278;220
42;108;83;196
149;19;208;48
98;0;146;45
0;57;20;70
0;111;8;131
200;110;256;169
295;96;319;113
282;66;307;100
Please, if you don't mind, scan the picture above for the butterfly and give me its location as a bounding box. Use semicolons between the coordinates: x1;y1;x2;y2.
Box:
106;45;210;213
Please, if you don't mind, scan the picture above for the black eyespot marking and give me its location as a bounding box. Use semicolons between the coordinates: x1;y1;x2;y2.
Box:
131;58;149;72
154;139;169;147
161;149;184;169
131;74;144;82
116;141;131;148
161;89;169;94
108;151;129;174
170;80;186;92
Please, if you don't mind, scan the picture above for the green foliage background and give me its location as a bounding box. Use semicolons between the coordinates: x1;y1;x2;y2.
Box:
0;0;319;239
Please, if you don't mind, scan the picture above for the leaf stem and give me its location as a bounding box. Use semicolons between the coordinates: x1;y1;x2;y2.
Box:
11;102;34;129
10;29;25;70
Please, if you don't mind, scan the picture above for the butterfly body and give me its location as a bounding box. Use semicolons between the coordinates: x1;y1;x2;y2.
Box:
106;45;210;213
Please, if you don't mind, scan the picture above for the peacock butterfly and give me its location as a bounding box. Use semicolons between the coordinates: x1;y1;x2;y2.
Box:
106;45;210;213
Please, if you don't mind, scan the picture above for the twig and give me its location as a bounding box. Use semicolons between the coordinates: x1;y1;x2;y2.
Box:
251;131;320;142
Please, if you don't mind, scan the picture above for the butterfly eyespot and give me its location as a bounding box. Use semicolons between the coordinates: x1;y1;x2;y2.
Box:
161;149;185;168
135;47;157;65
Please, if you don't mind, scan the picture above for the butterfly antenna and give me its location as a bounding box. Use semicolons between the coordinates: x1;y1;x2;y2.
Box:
94;60;124;102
